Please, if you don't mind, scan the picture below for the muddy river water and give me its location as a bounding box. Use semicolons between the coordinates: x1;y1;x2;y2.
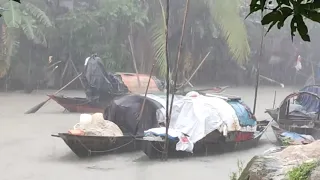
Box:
0;86;297;180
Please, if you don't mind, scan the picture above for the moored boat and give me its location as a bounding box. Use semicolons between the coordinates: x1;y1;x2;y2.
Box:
49;85;230;113
138;93;271;159
51;133;142;157
52;94;164;157
265;85;320;122
49;72;163;113
140;121;270;159
49;95;109;113
266;90;320;142
271;124;315;146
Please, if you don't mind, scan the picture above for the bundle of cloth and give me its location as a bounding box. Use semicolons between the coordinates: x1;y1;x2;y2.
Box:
69;113;123;137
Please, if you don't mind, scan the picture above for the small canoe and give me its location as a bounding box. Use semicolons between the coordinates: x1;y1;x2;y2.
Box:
139;120;271;159
52;133;142;157
48;95;108;113
271;124;315;146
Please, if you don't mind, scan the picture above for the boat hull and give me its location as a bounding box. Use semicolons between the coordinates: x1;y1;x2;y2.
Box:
49;95;107;113
271;124;318;145
52;133;142;157
140;120;271;159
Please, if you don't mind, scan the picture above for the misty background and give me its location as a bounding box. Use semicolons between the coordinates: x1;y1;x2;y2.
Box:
0;0;319;92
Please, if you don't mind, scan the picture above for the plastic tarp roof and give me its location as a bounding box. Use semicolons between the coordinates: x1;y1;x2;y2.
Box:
228;101;257;127
298;86;320;112
105;94;162;136
168;95;241;143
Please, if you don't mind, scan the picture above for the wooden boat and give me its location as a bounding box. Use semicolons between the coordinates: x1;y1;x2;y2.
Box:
138;91;271;159
50;85;229;113
266;91;320;140
271;124;315;146
140;120;271;159
49;95;109;113
52;94;163;157
49;72;162;113
51;133;143;157
266;85;320;121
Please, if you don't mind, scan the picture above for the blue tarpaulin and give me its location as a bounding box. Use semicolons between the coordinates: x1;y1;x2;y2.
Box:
228;101;257;127
281;132;305;142
298;86;320;112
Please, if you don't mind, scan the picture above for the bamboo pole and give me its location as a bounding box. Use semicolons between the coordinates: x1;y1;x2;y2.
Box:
169;0;190;117
178;50;211;89
134;64;156;135
163;0;171;161
252;8;265;115
164;0;190;160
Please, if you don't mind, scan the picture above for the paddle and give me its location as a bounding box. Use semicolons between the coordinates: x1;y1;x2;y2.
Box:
24;73;83;114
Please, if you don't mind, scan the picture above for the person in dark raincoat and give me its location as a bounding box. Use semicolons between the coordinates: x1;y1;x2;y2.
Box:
82;54;113;102
82;54;128;103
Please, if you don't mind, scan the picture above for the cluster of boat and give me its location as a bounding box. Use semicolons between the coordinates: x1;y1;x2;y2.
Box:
49;81;320;159
47;73;276;159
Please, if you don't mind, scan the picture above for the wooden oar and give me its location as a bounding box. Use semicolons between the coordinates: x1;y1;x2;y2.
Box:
24;73;83;114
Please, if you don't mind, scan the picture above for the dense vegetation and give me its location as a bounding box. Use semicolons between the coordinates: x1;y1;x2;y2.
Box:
0;0;320;91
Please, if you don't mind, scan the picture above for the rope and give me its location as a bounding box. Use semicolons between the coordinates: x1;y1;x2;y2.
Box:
75;136;134;156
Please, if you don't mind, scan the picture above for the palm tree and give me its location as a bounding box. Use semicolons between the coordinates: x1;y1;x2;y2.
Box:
0;0;52;78
151;0;250;79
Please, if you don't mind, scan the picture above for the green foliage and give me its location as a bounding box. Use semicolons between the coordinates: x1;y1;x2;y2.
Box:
207;0;250;64
55;0;148;72
0;0;52;77
229;160;244;180
248;0;320;41
150;0;167;78
287;161;317;180
281;137;293;146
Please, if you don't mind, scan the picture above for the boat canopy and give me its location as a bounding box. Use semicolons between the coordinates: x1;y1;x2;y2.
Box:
277;91;320;127
104;94;163;136
298;85;320;112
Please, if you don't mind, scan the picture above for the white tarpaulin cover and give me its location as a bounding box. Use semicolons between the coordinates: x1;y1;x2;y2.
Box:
169;95;241;143
144;92;243;152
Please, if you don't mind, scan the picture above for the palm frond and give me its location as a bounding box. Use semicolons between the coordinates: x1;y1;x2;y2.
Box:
32;27;47;46
23;2;52;27
205;0;250;64
21;16;35;41
150;23;167;78
149;0;168;78
2;0;21;28
0;25;19;78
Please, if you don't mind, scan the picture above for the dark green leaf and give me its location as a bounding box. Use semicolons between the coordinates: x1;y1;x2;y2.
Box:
261;11;281;25
246;5;260;19
260;0;267;11
266;21;277;34
295;15;310;41
300;2;320;11
276;0;290;6
277;7;293;28
301;10;320;23
282;0;290;6
290;16;297;41
249;0;259;12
